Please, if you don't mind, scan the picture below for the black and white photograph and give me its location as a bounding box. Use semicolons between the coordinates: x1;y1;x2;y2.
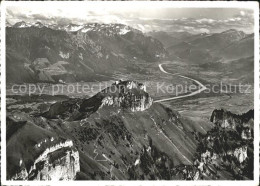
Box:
1;1;259;184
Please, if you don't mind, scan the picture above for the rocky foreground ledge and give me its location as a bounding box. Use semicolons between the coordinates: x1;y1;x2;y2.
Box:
7;118;80;180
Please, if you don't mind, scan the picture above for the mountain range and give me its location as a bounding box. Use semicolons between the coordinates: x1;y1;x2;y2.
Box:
6;21;254;83
149;29;253;64
6;22;167;83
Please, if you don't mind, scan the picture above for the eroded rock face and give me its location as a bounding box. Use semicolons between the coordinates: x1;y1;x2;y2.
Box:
210;109;253;128
233;146;248;163
9;138;80;180
44;80;153;120
28;140;80;180
241;128;252;140
100;81;153;112
29;147;80;180
210;109;253;139
192;109;254;180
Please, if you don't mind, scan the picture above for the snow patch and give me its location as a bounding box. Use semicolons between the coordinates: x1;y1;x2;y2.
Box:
119;27;130;35
81;28;93;33
67;25;83;32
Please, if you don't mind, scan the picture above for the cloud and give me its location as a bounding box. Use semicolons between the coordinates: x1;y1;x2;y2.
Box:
196;18;215;24
139;13;254;33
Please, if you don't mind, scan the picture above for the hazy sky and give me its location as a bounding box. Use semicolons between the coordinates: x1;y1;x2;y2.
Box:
6;3;254;33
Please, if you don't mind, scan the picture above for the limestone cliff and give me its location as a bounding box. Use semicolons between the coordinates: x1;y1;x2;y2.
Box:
44;80;153;120
210;109;253;139
233;146;248;163
99;80;153;112
27;140;80;180
7;124;80;181
191;109;254;179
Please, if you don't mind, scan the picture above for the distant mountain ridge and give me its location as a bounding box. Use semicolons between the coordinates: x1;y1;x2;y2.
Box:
6;22;168;83
151;29;253;63
9;21;143;35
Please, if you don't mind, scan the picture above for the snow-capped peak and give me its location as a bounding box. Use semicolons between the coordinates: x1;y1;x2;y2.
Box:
10;21;140;36
81;27;93;33
13;21;31;28
33;22;44;28
118;26;131;35
65;24;84;32
76;24;133;35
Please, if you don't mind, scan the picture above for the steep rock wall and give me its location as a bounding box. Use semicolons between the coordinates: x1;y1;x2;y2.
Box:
10;140;80;180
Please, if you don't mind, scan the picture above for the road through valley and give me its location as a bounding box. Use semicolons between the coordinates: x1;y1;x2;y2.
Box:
154;63;207;103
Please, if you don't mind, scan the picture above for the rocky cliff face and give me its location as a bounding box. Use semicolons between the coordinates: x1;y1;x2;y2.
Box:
210;109;253;139
233;146;248;163
192;109;254;180
99;81;153;112
27;140;80;180
11;140;80;180
44;80;153;120
165;109;254;180
6;117;80;180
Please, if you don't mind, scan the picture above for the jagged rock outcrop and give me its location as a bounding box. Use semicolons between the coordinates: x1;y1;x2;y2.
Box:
241;128;252;140
210;109;253;139
192;109;254;180
44;80;153;120
10;139;80;181
210;109;253;128
6;117;80;181
85;80;153;113
172;165;200;180
99;80;153;112
233;146;247;163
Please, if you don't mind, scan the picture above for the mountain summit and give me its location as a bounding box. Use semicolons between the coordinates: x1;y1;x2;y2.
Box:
44;80;153;120
81;80;153;112
13;21;30;28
